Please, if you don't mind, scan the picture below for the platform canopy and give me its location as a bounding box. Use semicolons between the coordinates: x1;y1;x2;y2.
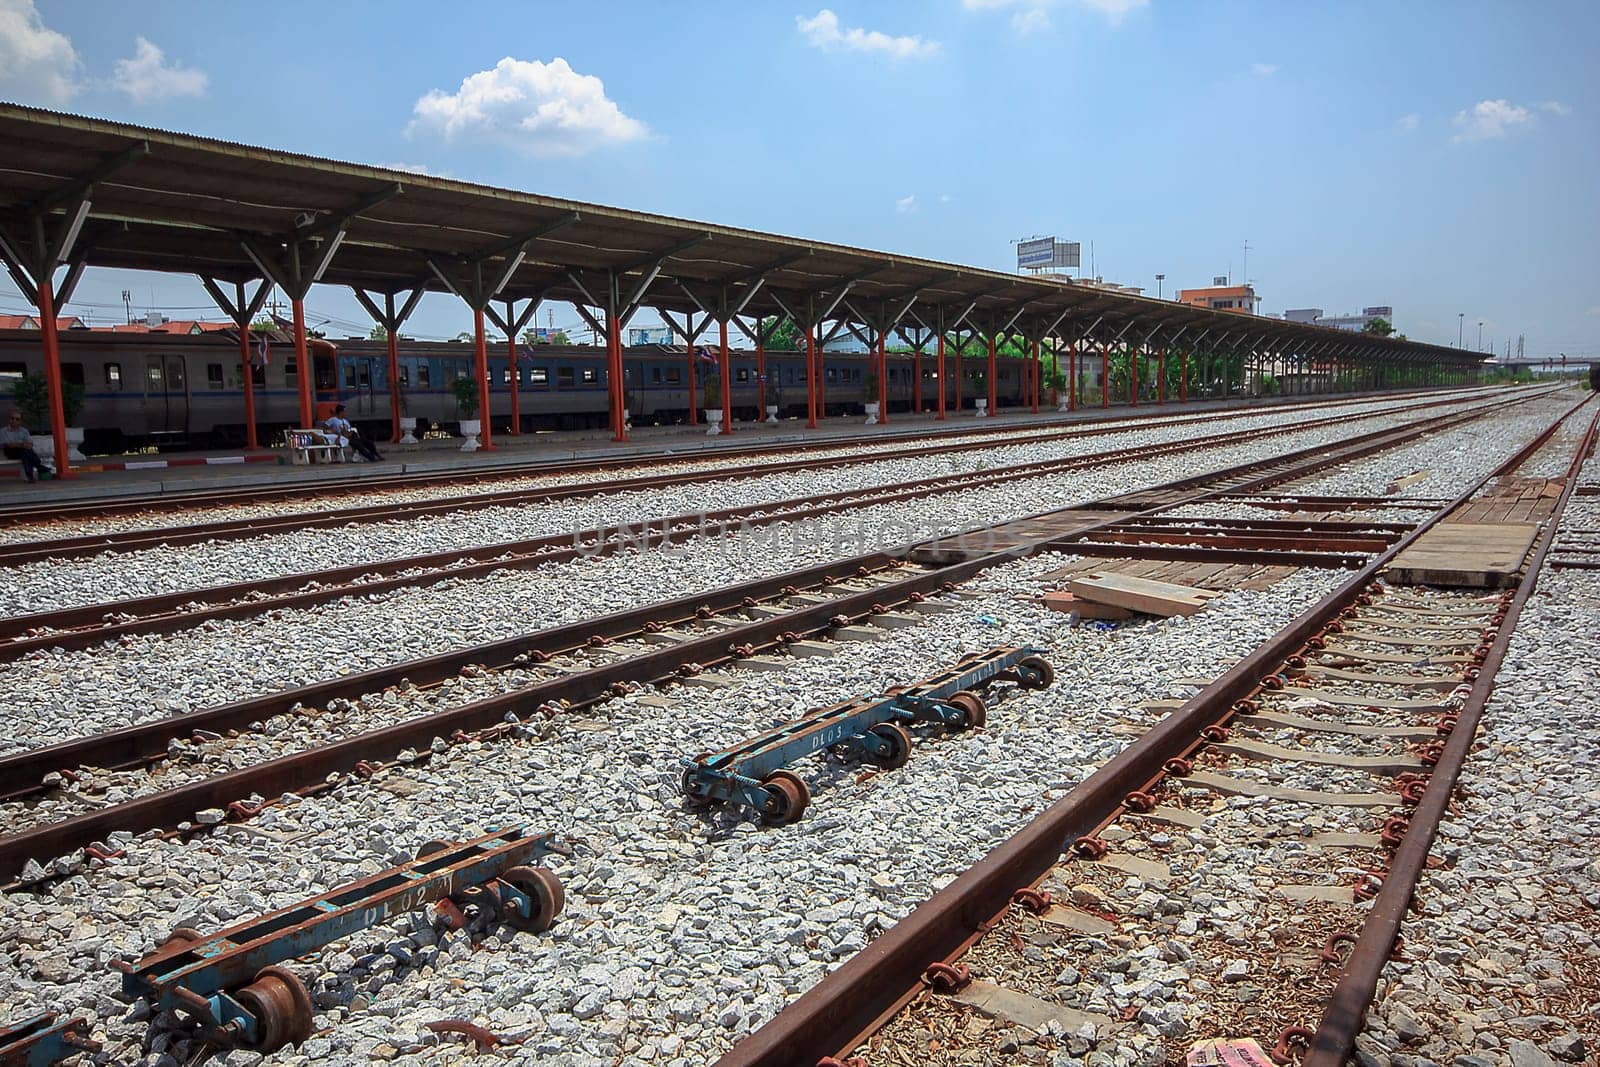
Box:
0;103;1481;367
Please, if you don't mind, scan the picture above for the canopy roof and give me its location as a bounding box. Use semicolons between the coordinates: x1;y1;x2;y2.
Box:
0;103;1478;366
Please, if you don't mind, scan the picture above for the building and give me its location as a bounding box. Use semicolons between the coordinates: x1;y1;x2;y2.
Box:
0;314;85;331
1283;308;1323;324
1316;306;1394;332
628;325;674;346
1175;280;1259;314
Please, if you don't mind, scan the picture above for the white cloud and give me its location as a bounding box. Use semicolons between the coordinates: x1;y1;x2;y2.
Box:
961;0;1147;32
111;37;207;104
409;57;648;157
796;9;941;59
1452;98;1534;141
1538;100;1572;116
1250;62;1278;77
383;162;455;179
895;194;918;213
1396;113;1420;131
0;0;81;105
939;193;954;204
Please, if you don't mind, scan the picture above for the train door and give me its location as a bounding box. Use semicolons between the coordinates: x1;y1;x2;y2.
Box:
142;354;190;434
344;356;377;415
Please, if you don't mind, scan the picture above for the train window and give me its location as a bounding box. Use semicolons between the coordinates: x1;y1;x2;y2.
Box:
530;367;549;385
207;363;224;388
666;367;681;384
62;361;84;385
252;365;265;387
0;361;24;386
651;366;662;384
358;363;371;388
557;367;575;387
418;364;431;387
285;357;297;383
399;365;411;387
343;364;356;388
736;368;748;382
826;368;837;382
105;362;123;388
146;363;164;388
500;368;511;384
581;367;598;384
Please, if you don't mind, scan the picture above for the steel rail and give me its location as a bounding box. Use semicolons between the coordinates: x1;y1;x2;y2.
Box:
0;385;1489;527
0;389;1496;564
0;403;1510;797
0;392;1526;658
1302;395;1600;1066
0;400;1546;883
711;391;1592;1067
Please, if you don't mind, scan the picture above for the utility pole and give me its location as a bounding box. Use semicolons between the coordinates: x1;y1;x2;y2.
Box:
1155;273;1165;300
1458;313;1464;348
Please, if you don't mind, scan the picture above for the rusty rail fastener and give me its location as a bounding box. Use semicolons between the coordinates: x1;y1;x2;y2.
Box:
1318;932;1358;969
1010;888;1052;914
1071;836;1110;860
424;1019;523;1050
1271;1026;1316;1064
921;962;971;993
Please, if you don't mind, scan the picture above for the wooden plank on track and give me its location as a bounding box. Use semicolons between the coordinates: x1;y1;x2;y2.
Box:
1386;522;1539;589
1070;572;1217;616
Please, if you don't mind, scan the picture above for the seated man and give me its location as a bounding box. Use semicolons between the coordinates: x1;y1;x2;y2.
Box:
1;410;54;483
322;404;382;462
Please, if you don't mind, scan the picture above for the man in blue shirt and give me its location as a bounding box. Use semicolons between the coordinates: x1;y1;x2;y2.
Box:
0;410;53;483
322;404;382;462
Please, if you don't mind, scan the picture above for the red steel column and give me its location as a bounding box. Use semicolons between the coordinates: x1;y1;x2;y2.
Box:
1157;346;1166;405
1050;341;1059;410
719;317;733;435
685;335;699;426
1068;340;1077;412
34;279;72;478
1030;339;1040;413
877;331;889;425
913;347;922;414
986;334;997;414
609;315;628;442
817;345;826;417
240;325;260;450
386;329;402;443
1180;350;1189;403
473;306;495;450
506;332;521;435
1131;343;1139;407
935;333;946;421
954;343;963;413
292;297;313;429
806;328;818;429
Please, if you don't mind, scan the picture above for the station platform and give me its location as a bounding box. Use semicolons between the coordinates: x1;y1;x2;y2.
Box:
0;389;1442;507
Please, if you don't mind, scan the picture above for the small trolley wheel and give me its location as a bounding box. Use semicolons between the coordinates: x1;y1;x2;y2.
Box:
500;865;565;933
947;691;988;730
236;965;314;1053
414;840;451;863
869;722;913;769
681;761;713;809
1017;655;1055;690
161;926;206;952
759;770;810;826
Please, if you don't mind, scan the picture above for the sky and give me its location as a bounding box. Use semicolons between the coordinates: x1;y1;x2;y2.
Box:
1;0;1596;358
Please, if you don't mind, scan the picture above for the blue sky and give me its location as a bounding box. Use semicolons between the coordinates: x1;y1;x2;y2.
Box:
2;0;1596;358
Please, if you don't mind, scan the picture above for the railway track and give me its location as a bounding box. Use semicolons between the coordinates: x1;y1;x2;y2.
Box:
0;390;1548;661
0;388;1510;564
0;393;1575;888
710;396;1598;1067
0;386;1491;533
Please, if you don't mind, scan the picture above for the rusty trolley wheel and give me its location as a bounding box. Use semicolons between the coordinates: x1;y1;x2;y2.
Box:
947;690;988;730
235;965;314;1053
681;753;714;809
499;866;565;933
759;770;810;826
414;840;452;864
161;926;206;952
868;722;913;769
1016;655;1054;690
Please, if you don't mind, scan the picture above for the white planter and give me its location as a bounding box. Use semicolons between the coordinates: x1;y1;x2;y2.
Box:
397;417;419;446
765;405;779;425
705;408;724;436
974;399;989;418
33;436;54;462
863;401;880;426
65;426;86;462
1057;396;1071;412
458;418;482;452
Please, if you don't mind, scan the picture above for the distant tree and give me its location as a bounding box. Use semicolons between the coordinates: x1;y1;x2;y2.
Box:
453;331;473;342
758;316;801;350
1363;316;1395;337
551;329;571;345
369;324;388;340
250;317;276;333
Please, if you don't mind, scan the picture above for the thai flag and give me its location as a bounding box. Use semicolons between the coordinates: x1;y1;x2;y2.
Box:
697;346;719;364
252;335;271;367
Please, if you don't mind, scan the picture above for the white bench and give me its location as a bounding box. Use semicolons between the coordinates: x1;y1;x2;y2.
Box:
285;429;349;465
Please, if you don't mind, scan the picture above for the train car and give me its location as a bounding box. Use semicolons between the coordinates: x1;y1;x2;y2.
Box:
0;328;1036;453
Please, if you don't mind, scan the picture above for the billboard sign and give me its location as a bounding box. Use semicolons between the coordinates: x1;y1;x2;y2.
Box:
1052;241;1081;269
1017;237;1056;270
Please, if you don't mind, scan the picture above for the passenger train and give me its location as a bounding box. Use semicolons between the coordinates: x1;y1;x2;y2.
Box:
0;329;1043;453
